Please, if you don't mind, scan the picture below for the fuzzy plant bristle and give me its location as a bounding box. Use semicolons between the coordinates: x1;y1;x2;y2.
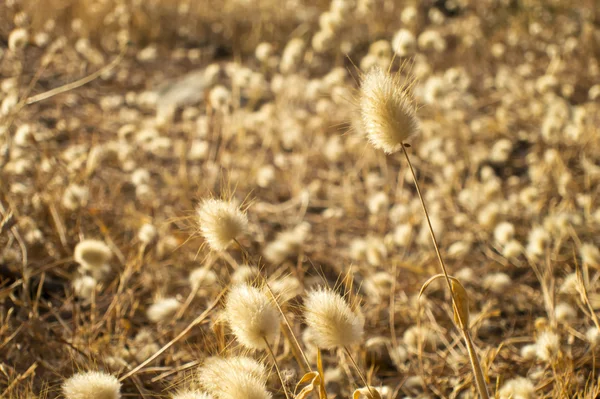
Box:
62;371;121;399
498;377;535;399
147;297;181;323
359;66;419;153
304;287;364;349
197;198;248;251
198;356;270;399
74;239;112;271
171;391;213;399
224;284;280;350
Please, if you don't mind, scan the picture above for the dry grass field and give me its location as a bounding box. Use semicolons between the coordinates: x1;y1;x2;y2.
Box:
1;0;600;398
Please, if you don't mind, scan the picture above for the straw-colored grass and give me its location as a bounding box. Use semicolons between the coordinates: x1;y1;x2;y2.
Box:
1;1;600;398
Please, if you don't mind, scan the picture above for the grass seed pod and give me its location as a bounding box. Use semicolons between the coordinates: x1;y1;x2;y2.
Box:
359;66;419;153
224;284;280;350
74;239;112;271
198;356;271;399
172;391;213;399
62;371;121;399
304;287;364;349
197;198;248;251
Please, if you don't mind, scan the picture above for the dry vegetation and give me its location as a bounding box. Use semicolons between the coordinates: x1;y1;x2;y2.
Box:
1;0;600;398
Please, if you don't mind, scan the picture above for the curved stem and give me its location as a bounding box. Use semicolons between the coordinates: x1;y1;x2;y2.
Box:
400;145;454;305
400;144;490;399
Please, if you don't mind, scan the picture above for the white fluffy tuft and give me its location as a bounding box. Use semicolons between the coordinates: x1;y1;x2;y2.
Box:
147;297;181;323
224;284;280;350
360;67;419;153
303;287;364;349
535;330;561;362
198;356;270;399
498;377;535;399
171;391;213;399
74;239;112;271
189;268;218;291
62;371;121;399
197;199;248;251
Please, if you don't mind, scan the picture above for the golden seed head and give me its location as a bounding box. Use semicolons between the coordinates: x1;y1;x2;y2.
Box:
224;284;280;350
198;356;270;399
62;371;121;399
172;391;213;399
304;287;364;349
189;267;218;290
74;239;112;270
359;67;419;153
8;28;29;51
147;297;181;323
197;198;248;251
498;377;535;399
535;330;561;362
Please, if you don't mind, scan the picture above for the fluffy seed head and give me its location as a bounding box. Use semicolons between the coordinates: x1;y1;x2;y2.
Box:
224;284;280;350
418;30;446;52
498;377;535;399
520;344;537;360
138;223;157;244
74;239;112;271
482;272;511;294
365;236;388;266
580;243;600;267
360;67;419;153
559;273;579;295
502;240;523;258
198;356;270;399
280;38;305;74
9;28;29;51
172;391;213;399
208;86;231;111
447;240;472;258
62;184;89;210
262;222;311;264
392;29;416;57
269;276;303;303
526;226;550;259
554;302;576;324
255;42;273;63
403;326;440;352
62;371;121;399
535;330;561;362
304;287;364;349
362;271;393;303
231;265;260;285
72;276;97;301
494;221;515;245
367;191;389;214
586;327;600;347
197;199;248;251
392;223;412;247
225;356;269;383
189;267;218;291
147;297;181;323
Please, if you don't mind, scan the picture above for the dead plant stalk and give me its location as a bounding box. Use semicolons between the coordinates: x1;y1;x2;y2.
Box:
401;143;490;399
